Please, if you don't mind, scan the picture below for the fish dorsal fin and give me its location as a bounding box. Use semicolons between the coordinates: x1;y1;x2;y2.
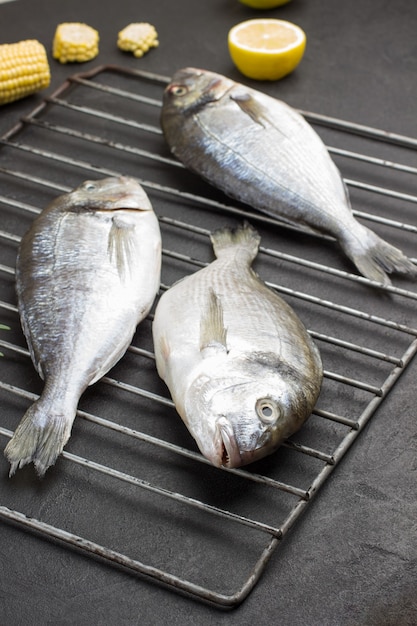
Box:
108;215;136;279
200;289;228;357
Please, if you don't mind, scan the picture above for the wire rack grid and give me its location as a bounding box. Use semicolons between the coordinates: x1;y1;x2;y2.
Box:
0;65;416;608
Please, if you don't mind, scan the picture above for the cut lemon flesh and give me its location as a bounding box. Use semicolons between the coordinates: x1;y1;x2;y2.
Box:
239;0;292;8
228;18;306;81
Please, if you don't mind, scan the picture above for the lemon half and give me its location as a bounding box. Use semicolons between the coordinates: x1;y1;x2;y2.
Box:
228;18;306;81
239;0;292;8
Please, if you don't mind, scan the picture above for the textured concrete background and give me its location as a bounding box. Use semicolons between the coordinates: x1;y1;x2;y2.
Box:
0;1;416;624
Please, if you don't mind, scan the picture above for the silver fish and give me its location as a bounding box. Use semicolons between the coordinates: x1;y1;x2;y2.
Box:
161;67;417;286
5;176;162;476
152;222;322;468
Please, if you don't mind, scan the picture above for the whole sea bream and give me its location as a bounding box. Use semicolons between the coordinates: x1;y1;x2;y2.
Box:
5;176;162;477
161;68;417;286
152;222;323;468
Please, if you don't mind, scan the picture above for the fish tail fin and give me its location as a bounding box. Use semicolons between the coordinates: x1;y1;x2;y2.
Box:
210;221;260;262
4;399;74;477
340;224;417;286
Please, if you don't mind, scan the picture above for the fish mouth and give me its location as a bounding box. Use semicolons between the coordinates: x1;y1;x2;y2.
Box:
98;194;152;212
172;68;234;102
216;417;241;468
111;200;151;211
204;76;235;102
94;177;152;212
112;178;152;211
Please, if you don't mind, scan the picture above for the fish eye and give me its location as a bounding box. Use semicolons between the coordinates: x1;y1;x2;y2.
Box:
169;85;188;97
255;398;281;424
83;182;96;191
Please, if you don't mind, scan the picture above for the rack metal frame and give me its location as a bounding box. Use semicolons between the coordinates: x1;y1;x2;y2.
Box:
0;66;416;607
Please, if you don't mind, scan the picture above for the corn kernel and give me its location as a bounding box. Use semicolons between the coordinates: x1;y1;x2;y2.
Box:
0;40;50;105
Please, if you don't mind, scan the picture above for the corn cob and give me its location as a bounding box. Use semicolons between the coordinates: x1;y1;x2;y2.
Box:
52;22;99;64
117;23;159;58
0;40;50;105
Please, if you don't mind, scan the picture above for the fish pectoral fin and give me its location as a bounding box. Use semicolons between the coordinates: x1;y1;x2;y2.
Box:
230;91;287;136
200;289;228;357
108;215;136;278
230;91;267;127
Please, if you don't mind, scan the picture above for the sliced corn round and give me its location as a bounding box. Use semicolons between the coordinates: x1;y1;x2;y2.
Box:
117;23;159;58
52;22;99;64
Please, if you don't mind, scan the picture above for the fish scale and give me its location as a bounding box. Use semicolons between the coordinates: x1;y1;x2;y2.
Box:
152;222;322;469
161;68;417;286
4;176;161;477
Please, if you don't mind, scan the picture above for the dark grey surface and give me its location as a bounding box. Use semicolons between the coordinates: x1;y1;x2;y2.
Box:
1;1;416;624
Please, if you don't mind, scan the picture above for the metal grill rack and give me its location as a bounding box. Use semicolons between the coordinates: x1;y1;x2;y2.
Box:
0;65;416;608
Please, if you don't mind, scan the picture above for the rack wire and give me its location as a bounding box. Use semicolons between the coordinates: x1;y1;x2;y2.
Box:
0;65;416;607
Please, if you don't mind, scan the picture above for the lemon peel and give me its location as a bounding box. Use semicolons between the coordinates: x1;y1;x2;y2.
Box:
239;0;292;8
228;18;306;81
